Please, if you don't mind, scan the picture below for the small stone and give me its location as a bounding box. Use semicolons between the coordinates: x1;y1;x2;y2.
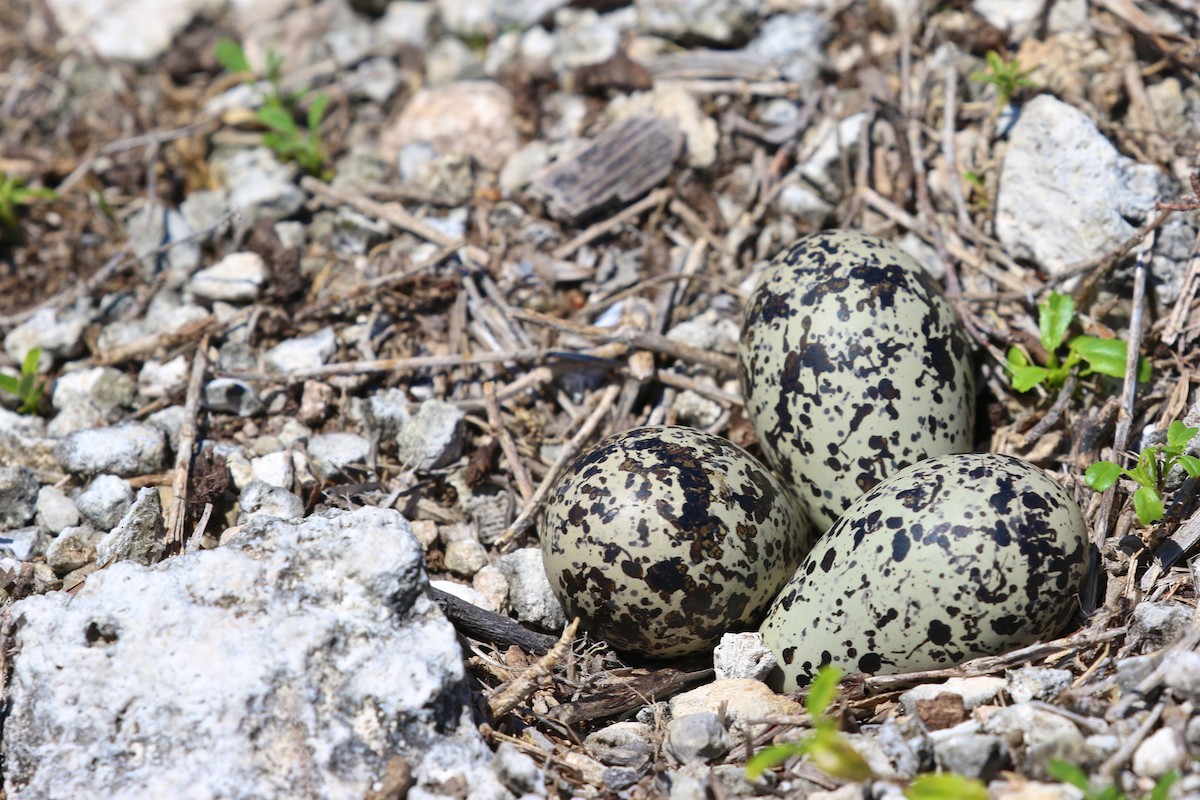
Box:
500;142;552;197
365;389;412;440
250;452;294;491
1129;601;1192;652
46;525;103;575
1116;654;1159;692
0;527;46;561
55;424;167;477
188;252;267;303
212;147;304;231
298;381;335;426
430;579;494;611
472;565;509;614
204;379;264;417
36;486;79;534
179;189;228;235
713;632;777;681
265;327;337;373
608;86;717;168
1161;649;1200;702
137;357;189;400
933;732;1009;781
0;467;39;531
1007;667;1074;704
637;0;759;45
396;400;466;471
96;488;164;566
425;37;484;86
1132;727;1183;779
43;0;216;61
380;81;521;172
350;57;401;103
746;13;829;84
497;547;567;631
984;703;1088;781
4;307;87;369
493;742;544;796
237;481;305;524
665;713;732;764
603;767;639;791
307;433;371;481
46;403;107;438
585;721;655;767
877;716;933;778
127;202;200;284
443;539;489;578
145;406;186;455
899;677;1006;716
669;679;802;745
989;780;1082;800
325;208;392;255
52;367;136;420
76;475;135;532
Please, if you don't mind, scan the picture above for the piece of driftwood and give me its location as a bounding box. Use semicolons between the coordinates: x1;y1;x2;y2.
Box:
428;586;559;655
548;667;713;726
644;50;778;82
530;114;683;222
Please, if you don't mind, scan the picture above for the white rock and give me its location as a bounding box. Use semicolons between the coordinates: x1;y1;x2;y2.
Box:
137;356;189;400
0;527;46;562
396;400;466;471
1132;727;1183;779
237;481;304;524
1007;667;1073;704
713;632;777;681
665;713;732;764
472;565;510;615
4;306;87;370
43;0;223;61
972;0;1043;37
0;467;38;531
553;8;623;71
637;0;761;44
55;424;167;478
45;525;102;575
899;676;1007;715
250;451;294;490
444;539;489;578
52;367;136;419
746;12;829;84
380;81;521;172
188;252;267;304
498;547;567;631
3;507;505;798
984;703;1087;781
1162;649;1200;703
307;433;371;480
264;327;337;373
128;202;201;285
0;408;58;474
995;95;1166;277
430;579;494;612
669;680;802;745
75;474;134;531
36;486;79;534
376;1;435;46
204;378;264;417
96;487;164;566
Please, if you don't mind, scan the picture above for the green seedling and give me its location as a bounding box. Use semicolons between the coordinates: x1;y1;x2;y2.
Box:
1050;759;1178;800
214;38;331;178
1085;420;1200;526
1007;291;1150;394
0;171;58;234
0;348;45;415
970;50;1035;106
745;666;872;782
904;773;990;800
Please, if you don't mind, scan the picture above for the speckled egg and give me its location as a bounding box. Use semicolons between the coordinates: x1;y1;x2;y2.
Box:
541;426;815;658
739;230;975;532
760;453;1089;689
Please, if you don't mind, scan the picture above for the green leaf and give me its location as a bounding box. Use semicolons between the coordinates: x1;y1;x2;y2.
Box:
214;38;251;74
1069;336;1129;379
21;347;41;376
1138;355;1152;383
1166;421;1198;453
1039;291;1075;353
1149;771;1179;800
256;106;298;134
744;742;804;781
1176;455;1200;478
1133;486;1165;526
801;726;873;782
904;773;989;800
307;92;329;131
805;666;843;719
1010;364;1049;393
0;374;19;396
1084;462;1122;492
986;50;1004;75
1007;346;1030;368
1048;760;1089;790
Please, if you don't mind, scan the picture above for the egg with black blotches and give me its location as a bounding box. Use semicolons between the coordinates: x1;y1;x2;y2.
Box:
739;230;975;532
541;425;815;658
760;453;1089;689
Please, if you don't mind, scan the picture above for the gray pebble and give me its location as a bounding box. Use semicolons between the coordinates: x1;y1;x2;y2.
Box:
204;379;264;417
55;424;167;477
0;527;47;561
933;732;1009;781
265;327;337;373
0;466;39;530
76;475;135;531
307;433;371;481
396;399;465;471
1007;667;1074;704
498;547;567;632
46;525;103;575
96;487;164;566
1128;601;1192;653
664;712;731;764
492;742;543;796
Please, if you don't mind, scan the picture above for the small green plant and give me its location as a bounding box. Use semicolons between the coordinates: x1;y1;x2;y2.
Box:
1050;759;1178;800
970;50;1036;106
0;348;45;415
745;668;987;798
1085;420;1200;526
0;171;57;235
1007;291;1150;394
214;38;331;178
